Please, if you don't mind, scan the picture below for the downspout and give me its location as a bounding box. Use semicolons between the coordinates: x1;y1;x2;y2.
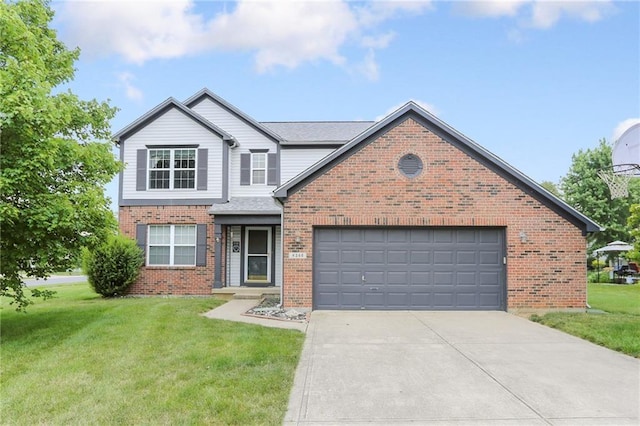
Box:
274;197;285;308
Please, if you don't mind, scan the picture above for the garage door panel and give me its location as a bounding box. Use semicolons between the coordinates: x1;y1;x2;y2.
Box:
410;271;430;284
364;291;384;306
388;250;408;264
456;229;477;243
317;249;339;264
341;250;362;264
457;251;477;264
364;271;384;285
456;293;478;307
479;271;500;286
480;251;500;264
387;292;409;307
388;271;408;284
479;292;500;308
313;228;505;310
410;250;431;264
340;229;361;242
317;271;339;285
434;229;454;243
387;229;410;243
364;250;384;264
434;251;454;264
341;271;362;285
433;292;454;307
434;272;454;285
364;229;385;243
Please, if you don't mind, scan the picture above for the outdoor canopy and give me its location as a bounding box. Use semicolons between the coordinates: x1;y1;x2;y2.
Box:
593;241;634;253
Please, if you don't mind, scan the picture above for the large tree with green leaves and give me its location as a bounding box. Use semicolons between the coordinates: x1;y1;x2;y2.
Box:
627;204;640;262
0;0;121;310
560;138;640;251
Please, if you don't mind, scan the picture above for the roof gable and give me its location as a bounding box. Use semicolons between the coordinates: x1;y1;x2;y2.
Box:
184;88;282;143
112;97;234;144
274;102;600;234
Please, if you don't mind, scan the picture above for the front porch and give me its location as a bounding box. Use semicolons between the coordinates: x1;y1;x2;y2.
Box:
212;286;280;301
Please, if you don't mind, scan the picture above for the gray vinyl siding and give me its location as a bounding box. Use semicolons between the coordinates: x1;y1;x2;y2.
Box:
121;107;223;201
280;148;336;184
191;98;278;197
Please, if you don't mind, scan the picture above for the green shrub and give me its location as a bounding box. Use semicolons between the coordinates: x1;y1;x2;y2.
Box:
83;234;143;297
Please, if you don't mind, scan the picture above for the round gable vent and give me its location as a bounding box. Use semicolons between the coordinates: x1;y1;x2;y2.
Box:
398;154;423;178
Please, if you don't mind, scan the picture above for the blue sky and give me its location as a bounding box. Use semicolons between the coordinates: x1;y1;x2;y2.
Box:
50;1;639;210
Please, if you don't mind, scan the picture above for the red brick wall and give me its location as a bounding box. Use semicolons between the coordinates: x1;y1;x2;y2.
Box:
282;117;587;311
119;206;214;295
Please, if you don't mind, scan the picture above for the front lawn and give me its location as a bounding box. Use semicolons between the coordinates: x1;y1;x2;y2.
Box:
532;283;640;358
1;284;305;425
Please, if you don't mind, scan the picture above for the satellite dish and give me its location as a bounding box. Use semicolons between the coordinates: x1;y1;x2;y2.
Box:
612;122;640;175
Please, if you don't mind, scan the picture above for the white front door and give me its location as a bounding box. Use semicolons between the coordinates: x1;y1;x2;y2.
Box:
244;227;271;283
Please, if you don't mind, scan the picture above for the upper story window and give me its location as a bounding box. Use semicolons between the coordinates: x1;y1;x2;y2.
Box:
251;153;267;185
240;151;277;187
148;148;196;190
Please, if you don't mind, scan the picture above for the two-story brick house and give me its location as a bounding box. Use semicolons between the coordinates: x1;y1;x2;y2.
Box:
115;88;599;312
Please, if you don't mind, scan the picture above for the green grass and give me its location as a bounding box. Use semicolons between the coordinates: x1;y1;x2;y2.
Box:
1;284;305;425
531;283;640;358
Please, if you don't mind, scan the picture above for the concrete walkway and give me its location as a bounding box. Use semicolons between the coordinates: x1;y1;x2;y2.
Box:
202;299;308;332
285;311;640;425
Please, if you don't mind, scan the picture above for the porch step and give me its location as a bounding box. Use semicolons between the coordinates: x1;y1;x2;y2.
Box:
212;287;280;301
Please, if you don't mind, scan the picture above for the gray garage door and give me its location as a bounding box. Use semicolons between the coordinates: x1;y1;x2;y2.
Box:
314;228;506;310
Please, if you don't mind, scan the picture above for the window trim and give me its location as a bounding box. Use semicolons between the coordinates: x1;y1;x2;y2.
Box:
251;152;267;185
147;224;197;266
147;148;197;190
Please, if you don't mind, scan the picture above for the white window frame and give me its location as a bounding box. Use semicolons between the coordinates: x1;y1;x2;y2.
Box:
148;148;197;190
251;152;267;185
147;224;196;266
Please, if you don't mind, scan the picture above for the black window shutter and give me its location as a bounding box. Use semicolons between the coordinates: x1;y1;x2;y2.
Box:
136;149;147;191
240;153;250;186
196;224;207;266
197;148;208;190
267;153;277;185
136;224;147;259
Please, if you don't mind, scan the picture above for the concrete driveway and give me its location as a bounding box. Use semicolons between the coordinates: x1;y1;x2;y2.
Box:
285;311;639;425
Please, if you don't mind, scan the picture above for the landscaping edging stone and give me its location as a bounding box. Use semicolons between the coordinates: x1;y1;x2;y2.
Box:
243;297;309;323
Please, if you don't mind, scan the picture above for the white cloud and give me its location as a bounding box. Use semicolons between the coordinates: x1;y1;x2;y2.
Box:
55;0;432;80
612;118;640;143
454;1;528;18
530;1;614;29
57;0;209;64
207;1;357;72
117;72;143;102
375;100;439;121
454;0;615;29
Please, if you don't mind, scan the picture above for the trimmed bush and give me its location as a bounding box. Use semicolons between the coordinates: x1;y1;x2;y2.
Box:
83;234;143;297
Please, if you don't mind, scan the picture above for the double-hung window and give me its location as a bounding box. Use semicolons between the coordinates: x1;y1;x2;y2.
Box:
148;225;196;266
251;153;267;185
148;148;196;189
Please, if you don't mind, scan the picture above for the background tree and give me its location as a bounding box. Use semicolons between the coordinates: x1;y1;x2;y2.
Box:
540;180;561;198
0;0;121;310
627;204;640;262
560;138;640;251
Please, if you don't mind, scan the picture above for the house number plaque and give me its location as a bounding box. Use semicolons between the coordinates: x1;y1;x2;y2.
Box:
288;252;307;259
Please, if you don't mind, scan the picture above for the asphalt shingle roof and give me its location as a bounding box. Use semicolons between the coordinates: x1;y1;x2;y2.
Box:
208;197;282;215
260;121;375;144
